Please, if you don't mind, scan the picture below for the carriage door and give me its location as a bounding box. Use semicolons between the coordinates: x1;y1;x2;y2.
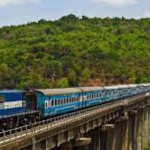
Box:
25;93;37;111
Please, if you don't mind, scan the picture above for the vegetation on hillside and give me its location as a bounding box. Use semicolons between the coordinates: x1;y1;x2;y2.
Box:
0;14;150;89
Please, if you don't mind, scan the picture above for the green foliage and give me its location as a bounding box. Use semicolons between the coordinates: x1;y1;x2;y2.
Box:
57;78;69;88
0;14;150;89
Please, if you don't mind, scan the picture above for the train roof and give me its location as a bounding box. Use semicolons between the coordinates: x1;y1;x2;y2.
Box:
78;87;104;92
0;90;25;94
34;88;82;96
116;85;129;88
141;83;150;86
104;86;119;89
128;84;137;87
104;85;129;90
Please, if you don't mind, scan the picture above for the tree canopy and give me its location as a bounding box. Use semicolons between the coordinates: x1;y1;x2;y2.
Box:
0;15;150;89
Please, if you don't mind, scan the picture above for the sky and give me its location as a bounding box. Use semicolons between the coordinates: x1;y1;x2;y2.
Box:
0;0;150;27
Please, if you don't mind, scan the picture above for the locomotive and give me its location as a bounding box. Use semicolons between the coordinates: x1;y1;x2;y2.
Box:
0;83;150;131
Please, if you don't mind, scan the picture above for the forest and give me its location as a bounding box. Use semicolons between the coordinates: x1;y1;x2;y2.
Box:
0;14;150;89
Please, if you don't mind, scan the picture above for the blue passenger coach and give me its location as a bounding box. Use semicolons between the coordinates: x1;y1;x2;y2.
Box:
0;90;25;116
34;88;82;117
79;87;104;107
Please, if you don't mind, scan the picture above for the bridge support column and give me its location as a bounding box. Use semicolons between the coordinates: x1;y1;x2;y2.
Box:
105;127;115;150
121;120;129;150
148;104;150;145
90;129;101;150
100;124;115;150
141;107;149;150
137;109;143;150
111;115;129;150
126;111;139;150
132;112;138;150
32;137;35;150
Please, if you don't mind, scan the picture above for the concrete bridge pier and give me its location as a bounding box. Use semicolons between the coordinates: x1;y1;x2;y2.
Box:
112;121;126;150
102;124;115;150
148;104;150;146
141;107;149;150
89;129;101;150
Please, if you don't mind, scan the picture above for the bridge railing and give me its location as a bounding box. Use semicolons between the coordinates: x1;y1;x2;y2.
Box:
0;94;146;146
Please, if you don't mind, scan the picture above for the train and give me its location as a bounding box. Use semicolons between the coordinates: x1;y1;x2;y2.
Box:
0;83;150;131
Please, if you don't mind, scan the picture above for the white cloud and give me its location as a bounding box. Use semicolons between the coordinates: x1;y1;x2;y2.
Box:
0;0;41;6
92;0;138;6
144;10;150;18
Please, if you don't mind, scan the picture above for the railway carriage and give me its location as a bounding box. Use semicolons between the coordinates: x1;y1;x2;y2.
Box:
104;86;120;101
116;85;130;99
33;88;82;117
78;87;104;107
141;84;150;93
0;90;39;131
128;84;138;96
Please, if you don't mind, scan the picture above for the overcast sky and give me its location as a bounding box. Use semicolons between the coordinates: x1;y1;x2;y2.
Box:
0;0;150;27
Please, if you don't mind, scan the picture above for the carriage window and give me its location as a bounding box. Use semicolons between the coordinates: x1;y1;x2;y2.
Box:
52;100;54;106
64;99;66;104
55;100;57;106
60;99;62;105
22;101;26;107
0;95;5;102
57;100;60;105
45;102;48;108
0;103;4;109
63;99;65;104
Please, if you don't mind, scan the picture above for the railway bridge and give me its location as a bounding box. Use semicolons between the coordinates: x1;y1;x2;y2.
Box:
0;93;150;150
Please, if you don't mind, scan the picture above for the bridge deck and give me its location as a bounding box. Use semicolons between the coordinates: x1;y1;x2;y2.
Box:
0;94;148;149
